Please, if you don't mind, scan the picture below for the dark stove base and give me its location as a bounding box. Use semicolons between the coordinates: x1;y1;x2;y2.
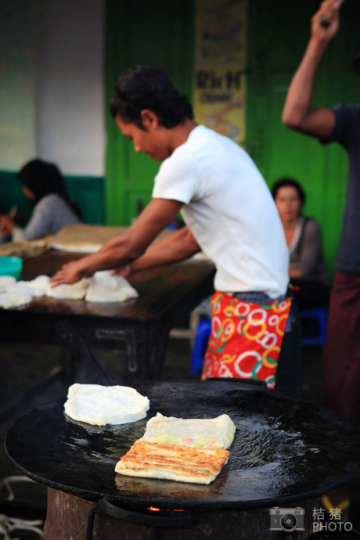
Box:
44;488;320;540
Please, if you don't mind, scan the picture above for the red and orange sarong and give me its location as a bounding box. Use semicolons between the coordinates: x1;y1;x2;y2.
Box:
201;292;292;389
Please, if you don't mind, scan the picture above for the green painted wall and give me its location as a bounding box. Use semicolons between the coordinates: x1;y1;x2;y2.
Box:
105;0;359;274
105;0;194;226
246;0;360;275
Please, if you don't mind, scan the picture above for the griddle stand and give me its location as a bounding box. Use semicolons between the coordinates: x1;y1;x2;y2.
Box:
44;489;321;540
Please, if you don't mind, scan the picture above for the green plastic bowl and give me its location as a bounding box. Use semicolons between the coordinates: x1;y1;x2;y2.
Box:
0;256;23;281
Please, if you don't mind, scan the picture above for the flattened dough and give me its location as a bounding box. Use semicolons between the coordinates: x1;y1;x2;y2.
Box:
0;271;138;306
85;271;138;303
141;413;236;449
64;383;150;426
0;278;32;308
18;275;50;297
47;278;89;300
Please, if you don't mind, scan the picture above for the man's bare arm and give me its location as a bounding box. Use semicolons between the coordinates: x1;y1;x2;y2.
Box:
130;226;201;272
282;0;342;139
49;198;184;285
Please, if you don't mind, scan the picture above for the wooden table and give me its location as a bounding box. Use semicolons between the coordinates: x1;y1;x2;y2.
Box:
0;250;215;390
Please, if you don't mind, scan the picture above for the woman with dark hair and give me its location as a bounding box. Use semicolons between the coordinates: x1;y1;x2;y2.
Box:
272;177;330;308
0;159;82;241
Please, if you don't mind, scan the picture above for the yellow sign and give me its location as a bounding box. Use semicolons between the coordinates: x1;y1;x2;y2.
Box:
194;0;247;144
194;66;245;142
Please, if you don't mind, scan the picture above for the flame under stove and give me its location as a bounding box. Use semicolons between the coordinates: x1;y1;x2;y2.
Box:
44;489;319;540
148;506;186;512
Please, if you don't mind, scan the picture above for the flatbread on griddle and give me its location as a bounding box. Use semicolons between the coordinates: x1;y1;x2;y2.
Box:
115;440;229;485
140;413;236;449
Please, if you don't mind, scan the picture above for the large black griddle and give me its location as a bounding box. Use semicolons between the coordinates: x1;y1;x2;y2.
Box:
5;380;360;511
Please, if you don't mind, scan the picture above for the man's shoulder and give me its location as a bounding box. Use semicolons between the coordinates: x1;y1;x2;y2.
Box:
182;125;244;159
160;124;246;177
160;126;210;166
179;125;214;151
321;104;360;147
333;103;360;121
189;124;237;145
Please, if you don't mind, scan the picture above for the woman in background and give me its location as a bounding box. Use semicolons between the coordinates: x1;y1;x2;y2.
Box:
272;177;330;309
0;159;82;241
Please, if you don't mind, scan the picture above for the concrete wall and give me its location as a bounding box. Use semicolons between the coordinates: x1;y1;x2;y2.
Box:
35;0;105;176
0;0;35;170
0;0;105;176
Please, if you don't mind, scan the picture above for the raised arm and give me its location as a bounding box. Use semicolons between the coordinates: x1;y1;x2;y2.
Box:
50;197;185;285
282;0;342;139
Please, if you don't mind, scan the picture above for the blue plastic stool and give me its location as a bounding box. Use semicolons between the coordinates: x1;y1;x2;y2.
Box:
300;308;327;347
190;318;211;375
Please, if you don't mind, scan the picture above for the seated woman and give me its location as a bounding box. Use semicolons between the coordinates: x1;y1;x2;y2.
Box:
0;159;82;241
272;177;331;309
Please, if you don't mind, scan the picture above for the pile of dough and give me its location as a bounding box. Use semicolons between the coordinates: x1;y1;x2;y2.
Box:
0;271;138;306
85;271;138;303
64;383;150;426
140;413;236;449
0;276;32;308
0;277;17;288
18;275;51;297
6;274;89;301
46;278;89;300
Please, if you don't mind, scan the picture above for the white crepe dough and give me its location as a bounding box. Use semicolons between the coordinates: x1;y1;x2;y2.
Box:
46;278;89;300
50;242;100;253
18;275;89;300
18;275;50;297
0;276;32;307
85;271;138;303
0;284;32;308
64;383;150;426
140;413;236;449
0;270;138;307
0;276;17;289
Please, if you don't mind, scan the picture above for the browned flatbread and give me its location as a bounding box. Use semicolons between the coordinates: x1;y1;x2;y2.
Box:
115;440;229;485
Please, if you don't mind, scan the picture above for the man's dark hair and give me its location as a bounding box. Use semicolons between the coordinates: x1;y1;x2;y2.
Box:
271;177;306;206
110;65;193;129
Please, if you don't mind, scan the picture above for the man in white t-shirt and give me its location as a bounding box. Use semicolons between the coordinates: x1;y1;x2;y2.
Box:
51;66;302;395
152;124;289;298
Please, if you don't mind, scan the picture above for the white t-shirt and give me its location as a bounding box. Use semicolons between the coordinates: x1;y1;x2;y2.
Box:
152;125;289;298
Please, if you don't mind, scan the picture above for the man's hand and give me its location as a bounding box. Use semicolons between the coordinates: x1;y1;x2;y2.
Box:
110;264;132;279
311;0;342;43
49;260;86;286
49;199;185;287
